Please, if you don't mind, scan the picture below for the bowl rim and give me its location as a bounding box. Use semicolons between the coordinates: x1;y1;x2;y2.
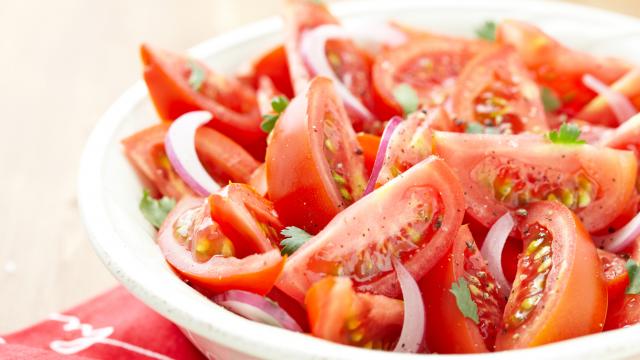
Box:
78;0;640;359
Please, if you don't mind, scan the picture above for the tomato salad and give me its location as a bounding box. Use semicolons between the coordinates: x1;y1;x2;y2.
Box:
124;0;640;354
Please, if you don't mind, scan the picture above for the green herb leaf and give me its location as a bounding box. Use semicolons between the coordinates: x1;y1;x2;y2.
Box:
547;123;586;145
541;86;561;113
139;189;176;228
393;83;419;116
260;114;279;132
271;96;289;113
475;21;496;42
626;260;640;295
187;60;206;92
261;96;290;133
450;277;479;324
280;226;312;256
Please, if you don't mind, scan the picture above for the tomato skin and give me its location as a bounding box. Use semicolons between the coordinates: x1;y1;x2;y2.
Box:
597;249;629;303
248;163;268;197
420;225;504;353
276;156;465;303
578;69;640;126
140;44;265;157
238;45;294;99
356;133;380;176
451;46;548;133
604;295;640;330
433;132;638;233
305;276;404;350
266;76;366;233
158;197;285;295
496;201;607;350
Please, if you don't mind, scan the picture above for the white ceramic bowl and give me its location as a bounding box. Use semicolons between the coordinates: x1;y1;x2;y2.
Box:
78;1;640;359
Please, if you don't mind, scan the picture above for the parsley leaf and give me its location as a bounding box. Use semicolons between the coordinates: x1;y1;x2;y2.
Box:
393;83;419;116
450;277;479;324
280;226;312;256
139;189;176;228
475;21;496;42
541;86;561;113
187;60;206;92
260;96;289;133
547;123;586;145
626;260;640;295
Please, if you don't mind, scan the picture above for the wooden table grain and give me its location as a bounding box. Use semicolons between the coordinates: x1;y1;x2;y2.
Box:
0;0;637;334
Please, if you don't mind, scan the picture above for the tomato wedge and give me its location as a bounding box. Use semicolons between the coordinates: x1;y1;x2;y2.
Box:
451;46;547;133
605;237;640;330
372;37;486;118
282;0;375;130
238;45;294;98
248;163;268;197
433;132;638;233
496;201;606;349
597;249;629;303
578;69;640;126
122;124;259;199
158;197;285;295
305;276;403;350
420;225;505;353
496;20;630;118
209;183;282;257
356;133;380;176
140;44;265;156
276;156;465;303
266;76;367;233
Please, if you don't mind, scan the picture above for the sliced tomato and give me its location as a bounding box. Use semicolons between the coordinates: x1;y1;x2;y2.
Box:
140;44;265;156
238;45;294;98
604;295;640;330
122;124;259;199
276;156;465;303
578;69;640;126
305;276;404;350
266;286;310;332
496;201;607;349
451;46;547;133
420;225;505;353
372;37;487;119
433;132;638;233
496;20;630;118
248;163;268;197
598;249;629;303
266;76;367;233
282;0;376;131
356;132;380;176
158;196;284;295
209;183;282;257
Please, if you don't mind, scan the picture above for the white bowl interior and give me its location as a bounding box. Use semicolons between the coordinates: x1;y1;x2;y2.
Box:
79;1;640;359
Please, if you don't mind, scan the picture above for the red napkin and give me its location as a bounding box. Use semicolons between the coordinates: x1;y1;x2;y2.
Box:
0;287;206;360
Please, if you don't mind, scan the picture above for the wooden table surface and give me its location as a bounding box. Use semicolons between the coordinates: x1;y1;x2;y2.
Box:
0;0;637;334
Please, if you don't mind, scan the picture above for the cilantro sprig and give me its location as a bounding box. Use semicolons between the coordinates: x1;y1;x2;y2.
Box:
393;83;419;116
450;277;479;324
626;260;640;295
139;189;176;228
261;96;289;133
280;226;312;256
540;86;561;113
547;123;586;145
475;21;496;42
187;60;206;91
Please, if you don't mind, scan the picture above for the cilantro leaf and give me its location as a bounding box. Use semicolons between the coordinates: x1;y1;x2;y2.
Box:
475;21;496;42
187;60;206;92
393;83;419;116
541;86;561;113
260;96;289;133
139;189;176;228
450;277;479;324
626;260;640;295
547;123;586;145
280;226;312;255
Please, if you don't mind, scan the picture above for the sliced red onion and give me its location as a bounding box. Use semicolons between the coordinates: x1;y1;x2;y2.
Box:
594;211;640;253
299;24;376;123
363;116;403;195
480;212;515;298
392;258;425;353
582;74;637;124
212;290;303;332
165;111;220;196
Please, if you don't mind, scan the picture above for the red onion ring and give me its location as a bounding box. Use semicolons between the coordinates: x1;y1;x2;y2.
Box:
480;212;515;298
594;211;640;253
164;111;220;196
582;74;637;124
212;290;303;332
363;116;403;195
392;258;425;353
